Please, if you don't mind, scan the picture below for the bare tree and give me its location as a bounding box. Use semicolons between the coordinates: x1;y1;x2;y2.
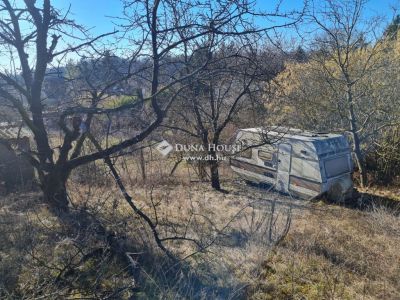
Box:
0;0;278;212
166;43;273;190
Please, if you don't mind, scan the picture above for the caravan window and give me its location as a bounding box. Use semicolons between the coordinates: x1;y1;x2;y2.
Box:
324;155;350;178
259;149;276;168
258;150;273;161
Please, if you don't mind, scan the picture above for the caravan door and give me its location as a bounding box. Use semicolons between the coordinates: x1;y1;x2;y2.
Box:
276;143;292;193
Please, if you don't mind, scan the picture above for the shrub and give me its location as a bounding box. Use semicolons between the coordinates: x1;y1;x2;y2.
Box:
366;127;400;185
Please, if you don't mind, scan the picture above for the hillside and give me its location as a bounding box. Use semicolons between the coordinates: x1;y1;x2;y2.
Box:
1;173;399;299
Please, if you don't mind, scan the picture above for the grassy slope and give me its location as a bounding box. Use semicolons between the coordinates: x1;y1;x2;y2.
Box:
247;201;400;299
119;175;400;299
1;166;399;299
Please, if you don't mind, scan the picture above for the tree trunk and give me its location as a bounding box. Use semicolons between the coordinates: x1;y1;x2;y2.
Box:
210;159;221;190
41;169;69;213
352;132;367;187
139;148;146;183
346;86;367;187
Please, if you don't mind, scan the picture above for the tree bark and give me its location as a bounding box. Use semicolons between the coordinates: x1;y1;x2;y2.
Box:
139;148;146;182
41;168;69;213
346;86;367;187
352;131;367;187
210;160;221;190
209;146;221;190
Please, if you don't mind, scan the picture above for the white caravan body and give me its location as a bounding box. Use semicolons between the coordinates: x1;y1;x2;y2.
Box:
230;127;354;201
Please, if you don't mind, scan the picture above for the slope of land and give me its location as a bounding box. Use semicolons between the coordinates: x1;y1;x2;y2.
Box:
1;176;399;299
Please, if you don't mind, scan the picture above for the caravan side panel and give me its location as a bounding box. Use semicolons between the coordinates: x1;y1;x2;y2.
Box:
230;158;276;185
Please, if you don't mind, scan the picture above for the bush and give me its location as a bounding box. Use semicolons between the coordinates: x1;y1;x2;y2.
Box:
366;127;400;185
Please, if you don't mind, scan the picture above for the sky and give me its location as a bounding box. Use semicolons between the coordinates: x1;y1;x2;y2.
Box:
52;0;124;36
50;0;399;37
0;0;399;69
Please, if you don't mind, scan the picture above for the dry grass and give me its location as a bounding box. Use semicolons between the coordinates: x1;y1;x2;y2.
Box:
246;202;400;299
358;185;400;201
107;156;400;299
1;155;400;299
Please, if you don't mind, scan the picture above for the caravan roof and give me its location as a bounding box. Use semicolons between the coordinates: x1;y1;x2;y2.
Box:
240;127;343;142
239;127;350;156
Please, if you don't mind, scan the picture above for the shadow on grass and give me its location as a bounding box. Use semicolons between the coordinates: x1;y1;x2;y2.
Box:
325;190;400;214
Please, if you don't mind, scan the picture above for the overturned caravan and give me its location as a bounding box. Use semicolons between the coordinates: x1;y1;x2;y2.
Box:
230;127;354;201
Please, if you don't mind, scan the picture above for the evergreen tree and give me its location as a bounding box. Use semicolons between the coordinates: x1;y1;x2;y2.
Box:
384;15;400;40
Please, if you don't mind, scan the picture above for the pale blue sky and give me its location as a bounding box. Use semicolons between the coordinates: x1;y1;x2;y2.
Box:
0;0;399;69
52;0;123;35
51;0;398;36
